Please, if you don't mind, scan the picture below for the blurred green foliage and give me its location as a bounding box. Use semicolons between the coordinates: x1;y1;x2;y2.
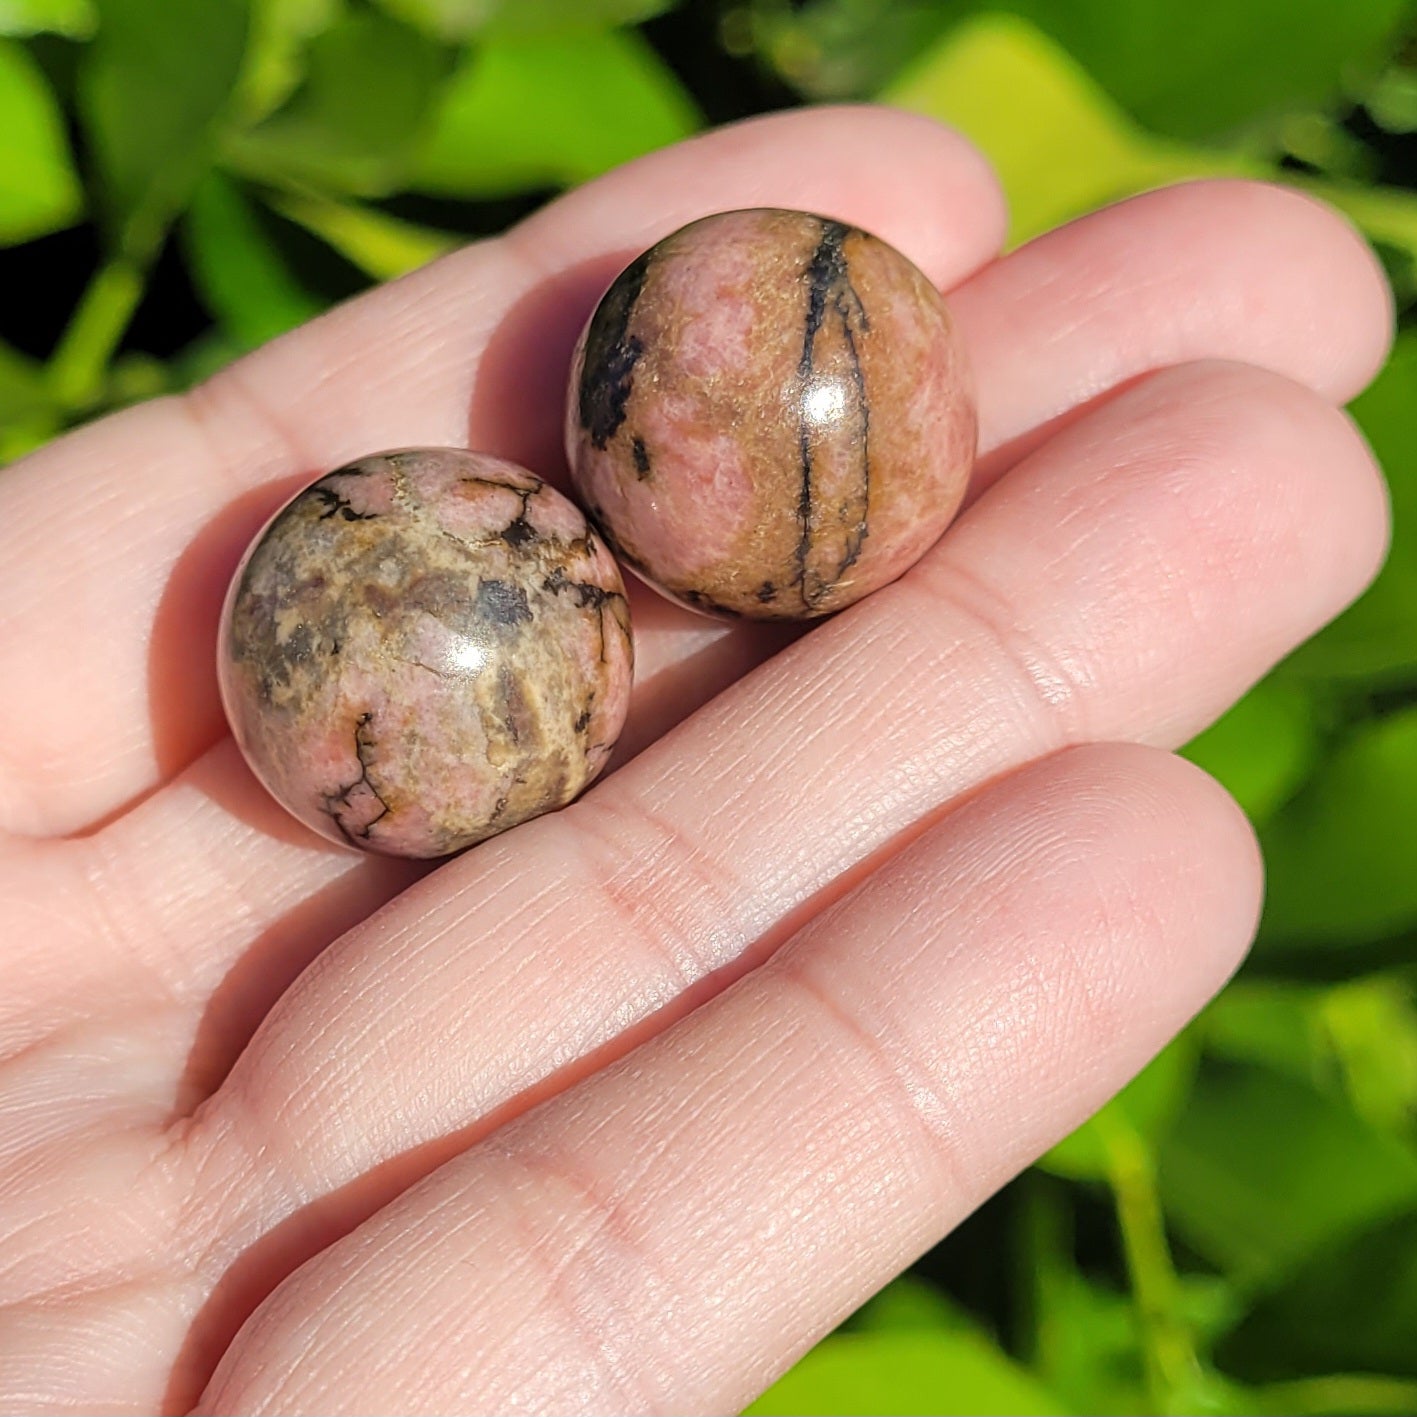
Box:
3;0;1417;1412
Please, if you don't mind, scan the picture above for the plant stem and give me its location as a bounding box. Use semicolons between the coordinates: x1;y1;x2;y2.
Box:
46;255;148;414
1254;1375;1417;1416
1098;1113;1200;1415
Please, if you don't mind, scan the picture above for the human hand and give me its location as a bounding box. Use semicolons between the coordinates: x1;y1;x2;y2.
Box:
0;107;1392;1414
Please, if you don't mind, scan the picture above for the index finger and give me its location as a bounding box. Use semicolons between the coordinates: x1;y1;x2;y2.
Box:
0;106;1006;837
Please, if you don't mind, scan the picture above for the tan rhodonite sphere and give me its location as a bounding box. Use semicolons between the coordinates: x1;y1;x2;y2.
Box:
565;208;977;619
218;449;633;859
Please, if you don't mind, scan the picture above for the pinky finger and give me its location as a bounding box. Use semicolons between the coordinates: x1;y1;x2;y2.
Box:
199;742;1260;1417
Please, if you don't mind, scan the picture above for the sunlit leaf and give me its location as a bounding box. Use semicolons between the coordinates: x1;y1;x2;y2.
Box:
1218;1211;1417;1381
757;0;959;101
105;350;168;407
1182;680;1317;825
0;37;82;245
265;189;455;279
1258;708;1417;949
80;0;250;257
1282;333;1417;687
1039;1034;1197;1182
234;0;344;125
184;172;325;349
374;0;674;39
1202;979;1417;1139
1013;0;1411;142
1200;981;1329;1083
1318;979;1417;1137
849;1276;969;1333
0;0;93;36
1247;1374;1417;1415
882;13;1254;246
1369;67;1417;133
485;0;674;36
370;0;488;36
744;1330;1070;1416
227;9;443;197
413;28;699;198
1159;1063;1417;1285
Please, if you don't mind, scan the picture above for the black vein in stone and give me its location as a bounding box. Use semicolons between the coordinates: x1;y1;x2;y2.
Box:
579;250;652;449
310;484;376;522
498;484;538;548
543;565;630;662
794;218;872;610
833;281;871;582
321;711;390;845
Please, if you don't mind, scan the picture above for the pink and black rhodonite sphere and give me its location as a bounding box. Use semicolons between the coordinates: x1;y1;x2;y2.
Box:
566;208;976;620
218;449;633;859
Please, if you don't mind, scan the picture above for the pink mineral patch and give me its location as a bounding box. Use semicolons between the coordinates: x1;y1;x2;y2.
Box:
566;208;975;619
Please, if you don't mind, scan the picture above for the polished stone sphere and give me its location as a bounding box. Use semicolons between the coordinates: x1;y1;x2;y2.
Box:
218;448;633;858
565;207;976;620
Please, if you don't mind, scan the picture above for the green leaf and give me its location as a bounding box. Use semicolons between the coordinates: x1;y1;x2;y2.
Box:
482;0;674;34
1369;67;1417;134
0;0;93;36
1181;681;1318;825
1200;981;1330;1083
1317;979;1417;1137
1218;1212;1417;1382
1039;1034;1197;1182
1258;708;1417;949
1283;331;1417;687
80;0;250;257
183;172;325;349
882;13;1254;246
234;0;344;125
1202;979;1417;1140
0;37;82;244
369;0;489;37
264;189;455;280
1159;1063;1417;1286
755;1;960;101
374;0;674;40
412;28;700;198
744;1330;1070;1417
1013;0;1411;142
0;339;46;420
0;338;58;459
1247;1374;1417;1416
227;9;443;197
171;329;246;390
849;1276;969;1334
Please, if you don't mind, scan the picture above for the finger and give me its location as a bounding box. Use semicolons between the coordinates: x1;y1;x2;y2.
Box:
196;743;1261;1416
175;360;1383;1281
0;106;1005;838
958;178;1392;492
45;175;1392;1030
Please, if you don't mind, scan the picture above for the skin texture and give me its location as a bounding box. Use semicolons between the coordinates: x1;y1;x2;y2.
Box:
0;108;1394;1415
567;209;975;618
220;449;632;858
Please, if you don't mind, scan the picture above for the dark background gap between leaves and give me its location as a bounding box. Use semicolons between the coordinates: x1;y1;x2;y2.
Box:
4;1;1417;1413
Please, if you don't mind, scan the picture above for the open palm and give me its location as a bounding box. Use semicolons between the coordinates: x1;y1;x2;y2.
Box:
0;108;1393;1414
